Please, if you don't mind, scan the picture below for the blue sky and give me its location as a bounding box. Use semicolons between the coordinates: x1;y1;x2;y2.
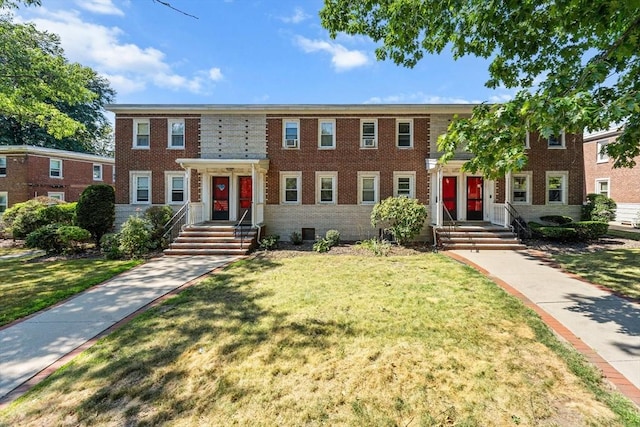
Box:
15;0;513;106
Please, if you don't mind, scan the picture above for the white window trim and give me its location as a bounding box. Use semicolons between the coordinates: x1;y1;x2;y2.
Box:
357;171;380;205
318;119;336;149
130;171;152;204
280;171;302;205
360;119;378;149
547;131;566;149
596;140;609;163
396;119;414;148
93;163;103;181
511;172;532;205
0;156;6;176
545;171;568;205
48;192;65;201
393;171;416;198
165;172;186;205
595;178;610;198
49;158;62;178
0;191;7;213
133;119;150;149
168;118;185;149
283;119;300;149
315;171;338;204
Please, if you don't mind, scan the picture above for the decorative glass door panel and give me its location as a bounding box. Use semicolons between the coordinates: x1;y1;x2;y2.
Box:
238;176;252;223
442;176;457;221
466;177;483;220
212;177;230;220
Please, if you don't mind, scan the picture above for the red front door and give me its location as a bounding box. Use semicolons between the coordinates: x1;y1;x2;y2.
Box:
238;176;252;223
212;177;230;220
466;177;483;221
442;176;457;221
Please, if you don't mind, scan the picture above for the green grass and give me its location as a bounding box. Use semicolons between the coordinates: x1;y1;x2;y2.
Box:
1;255;637;426
0;256;142;326
554;248;640;300
607;229;640;241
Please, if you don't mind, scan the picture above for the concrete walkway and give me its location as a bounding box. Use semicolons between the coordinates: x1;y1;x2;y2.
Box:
0;255;238;403
449;249;640;405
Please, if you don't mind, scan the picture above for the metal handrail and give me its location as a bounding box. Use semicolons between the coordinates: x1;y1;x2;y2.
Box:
505;201;530;240
234;204;251;249
162;201;189;243
434;204;456;250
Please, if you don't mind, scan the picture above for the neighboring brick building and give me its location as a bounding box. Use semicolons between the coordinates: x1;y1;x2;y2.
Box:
583;128;640;224
108;104;585;241
0;145;115;213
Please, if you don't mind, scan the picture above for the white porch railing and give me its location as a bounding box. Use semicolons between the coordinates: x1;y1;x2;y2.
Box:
491;203;508;227
189;202;204;224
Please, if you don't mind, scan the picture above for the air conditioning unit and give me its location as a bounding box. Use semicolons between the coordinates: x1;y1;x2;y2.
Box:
285;139;298;148
363;138;376;147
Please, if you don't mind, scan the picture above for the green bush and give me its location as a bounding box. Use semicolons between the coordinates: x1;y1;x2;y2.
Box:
325;229;340;246
289;231;303;245
37;203;77;226
356;238;391;256
2;197;65;239
313;238;331;253
76;184;115;248
371;196;428;245
581;193;616;222
563;221;609;240
100;233;123;260
539;215;573;225
56;226;91;253
260;234;280;250
118;216;154;258
25;224;90;254
536;226;578;241
144;205;174;249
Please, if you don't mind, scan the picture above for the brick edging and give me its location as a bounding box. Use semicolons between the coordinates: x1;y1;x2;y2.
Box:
0;256;243;408
444;251;640;408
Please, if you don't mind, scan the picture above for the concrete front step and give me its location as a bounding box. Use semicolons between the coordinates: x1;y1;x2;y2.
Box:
164;248;250;256
169;242;253;249
441;243;527;250
435;224;524;251
165;224;257;256
446;232;517;239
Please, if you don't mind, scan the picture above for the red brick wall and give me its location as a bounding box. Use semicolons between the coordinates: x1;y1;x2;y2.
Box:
114;115;200;204
583;139;640;203
266;115;430;205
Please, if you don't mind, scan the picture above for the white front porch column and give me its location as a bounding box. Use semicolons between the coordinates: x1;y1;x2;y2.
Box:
436;167;443;226
504;171;512;227
251;163;257;228
185;167;192;225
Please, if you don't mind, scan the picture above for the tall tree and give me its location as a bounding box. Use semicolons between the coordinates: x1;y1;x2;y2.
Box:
321;0;640;178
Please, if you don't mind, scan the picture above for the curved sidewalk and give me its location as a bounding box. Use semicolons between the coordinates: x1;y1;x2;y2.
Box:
448;249;640;407
0;255;238;405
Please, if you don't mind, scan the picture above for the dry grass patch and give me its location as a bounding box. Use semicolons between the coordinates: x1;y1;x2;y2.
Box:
1;254;636;426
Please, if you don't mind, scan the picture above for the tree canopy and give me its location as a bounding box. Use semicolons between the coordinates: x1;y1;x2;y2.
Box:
321;0;640;178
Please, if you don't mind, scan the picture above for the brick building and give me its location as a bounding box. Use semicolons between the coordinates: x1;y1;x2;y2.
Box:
583;128;640;224
0;145;115;213
108;104;585;241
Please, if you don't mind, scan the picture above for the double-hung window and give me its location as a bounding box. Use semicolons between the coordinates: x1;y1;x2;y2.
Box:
358;172;379;205
0;157;6;176
511;173;531;204
596;140;609;163
49;158;62;178
134;119;150;148
397;119;413;148
166;173;185;204
361;120;377;148
0;192;7;213
547;131;565;148
168;119;185;148
595;179;610;197
393;171;415;198
93;164;103;181
316;172;337;204
318;119;335;149
131;171;151;204
48;192;64;201
283;120;299;148
546;171;568;204
280;172;301;204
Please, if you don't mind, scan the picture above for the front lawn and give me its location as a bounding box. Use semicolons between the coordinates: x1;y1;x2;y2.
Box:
0;256;142;326
553;248;640;301
1;254;636;426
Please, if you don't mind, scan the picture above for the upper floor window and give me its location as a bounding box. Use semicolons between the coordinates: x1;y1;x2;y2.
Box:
131;171;151;204
0;192;7;213
166;173;185;204
358;172;379;205
547;131;565;148
168;119;185;148
397;119;413;148
134;119;150;148
546;171;568;204
318;120;335;149
280;172;301;204
93;164;103;181
49;158;62;178
512;173;531;204
316;172;337;204
596;140;609;163
0;156;6;176
283;120;299;149
393;171;416;198
361;119;377;148
595;179;610;198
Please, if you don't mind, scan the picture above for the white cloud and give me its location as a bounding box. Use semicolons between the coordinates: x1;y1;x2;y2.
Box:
363;92;482;104
75;0;124;16
208;67;224;81
294;36;369;71
19;8;222;96
280;7;309;24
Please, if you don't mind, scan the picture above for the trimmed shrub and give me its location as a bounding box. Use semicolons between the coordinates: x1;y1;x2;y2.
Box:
325;229;340;246
144;205;174;249
25;224;90;254
57;226;91;253
100;233;123;260
536;226;578;241
563;221;609;240
371;196;428;245
37;203;77;226
539;215;573;225
2;197;64;239
260;234;280;250
289;231;303;245
581;193;616;222
76;184;115;248
118;216;154;258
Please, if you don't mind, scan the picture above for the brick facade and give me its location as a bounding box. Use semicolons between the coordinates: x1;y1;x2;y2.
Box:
0;146;114;210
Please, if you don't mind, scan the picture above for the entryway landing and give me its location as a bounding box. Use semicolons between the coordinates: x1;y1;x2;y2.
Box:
164;222;257;256
435;222;526;251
